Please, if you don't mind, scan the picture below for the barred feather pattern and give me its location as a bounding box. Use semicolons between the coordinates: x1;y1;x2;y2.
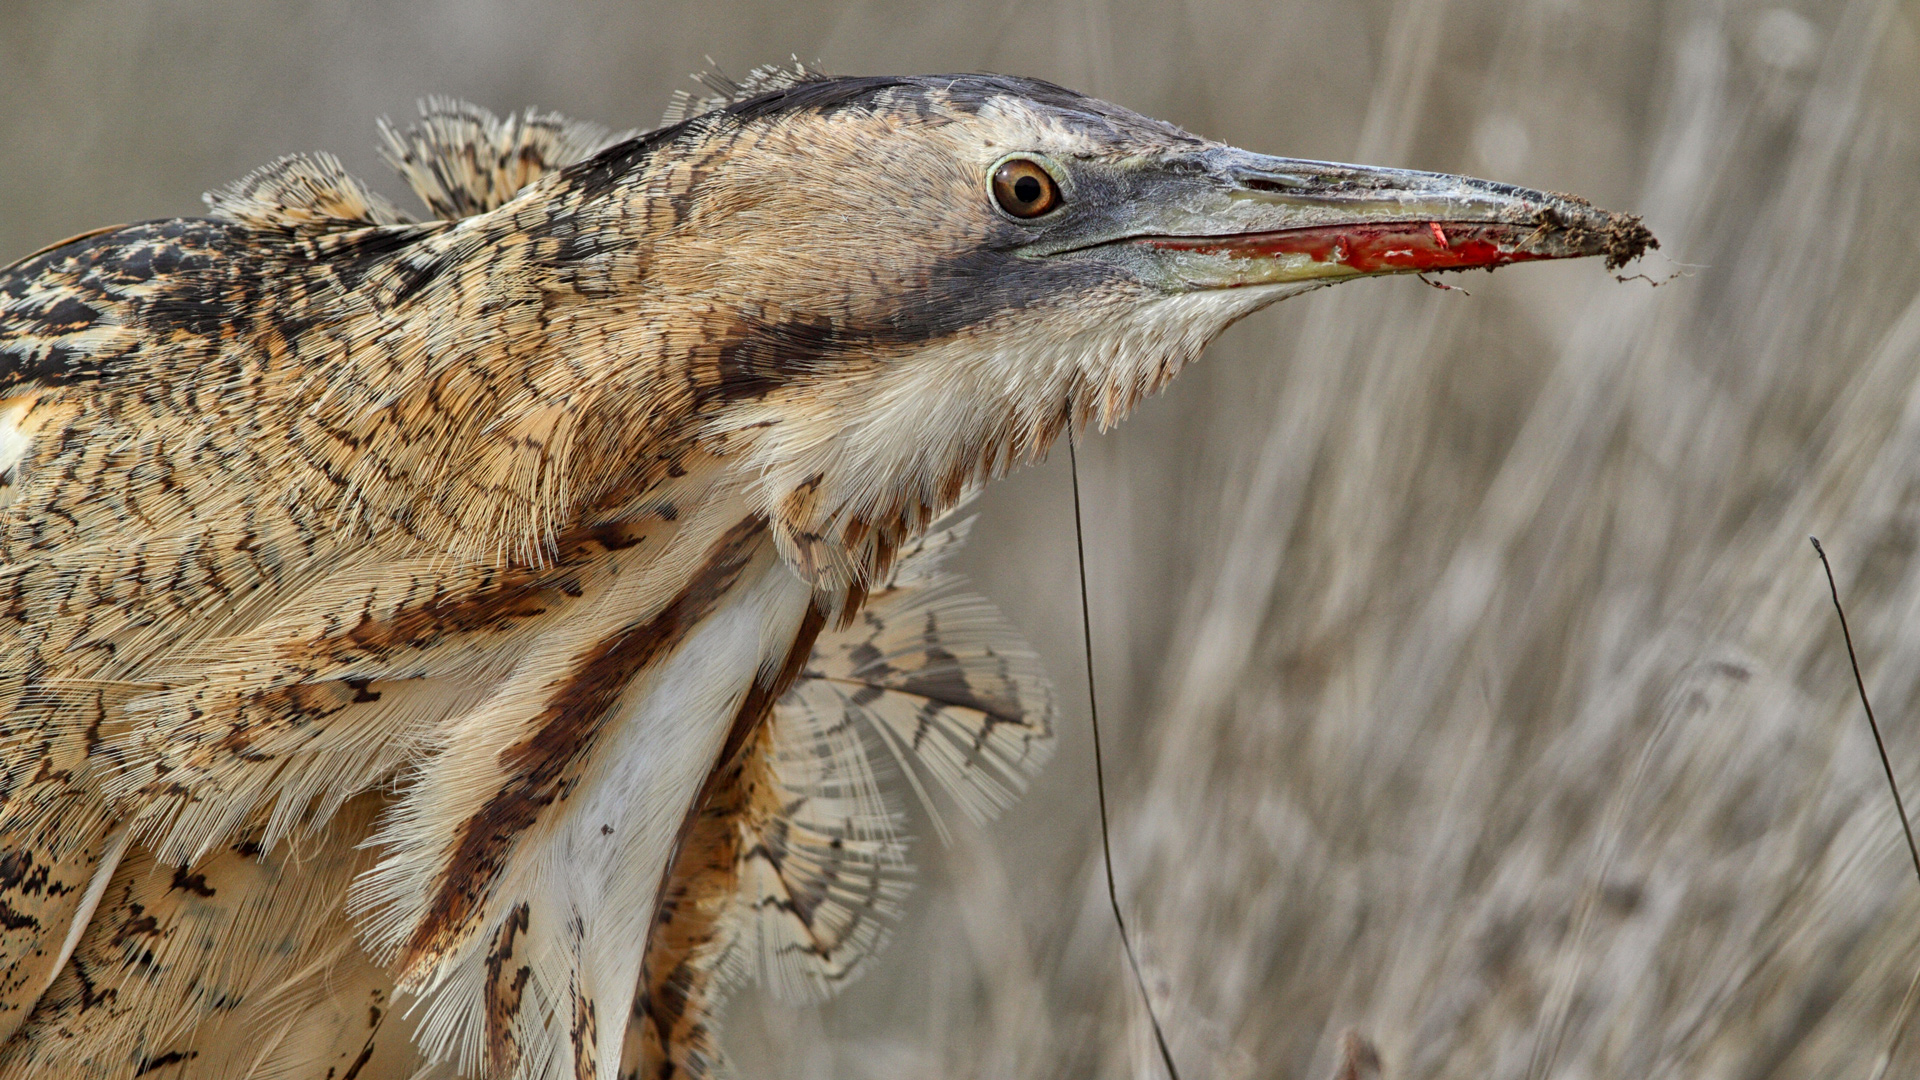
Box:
627;517;1055;1079
378;99;632;222
756;517;1054;986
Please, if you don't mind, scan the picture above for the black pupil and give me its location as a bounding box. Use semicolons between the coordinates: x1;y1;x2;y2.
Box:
1013;174;1043;204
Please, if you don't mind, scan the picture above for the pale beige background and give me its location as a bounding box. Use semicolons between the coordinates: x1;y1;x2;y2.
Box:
5;2;1920;1077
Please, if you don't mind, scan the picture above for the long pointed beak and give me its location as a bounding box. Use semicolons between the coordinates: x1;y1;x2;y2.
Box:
1108;150;1656;289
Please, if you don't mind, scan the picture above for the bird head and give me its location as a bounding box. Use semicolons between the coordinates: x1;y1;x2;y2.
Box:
351;73;1650;598
534;73;1651;591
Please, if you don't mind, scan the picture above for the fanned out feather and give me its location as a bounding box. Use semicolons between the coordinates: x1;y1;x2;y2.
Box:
718;515;1056;1005
204;153;412;233
658;60;830;127
378;98;631;221
732;684;911;1004
792;517;1056;827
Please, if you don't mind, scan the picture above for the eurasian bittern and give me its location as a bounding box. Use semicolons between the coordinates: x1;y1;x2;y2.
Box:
0;66;1651;1080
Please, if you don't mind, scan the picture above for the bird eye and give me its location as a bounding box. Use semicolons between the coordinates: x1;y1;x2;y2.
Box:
991;157;1061;219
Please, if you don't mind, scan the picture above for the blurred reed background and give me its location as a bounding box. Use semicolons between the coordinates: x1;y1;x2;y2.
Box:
6;1;1920;1076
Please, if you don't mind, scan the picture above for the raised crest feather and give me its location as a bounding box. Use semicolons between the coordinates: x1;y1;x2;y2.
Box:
658;59;831;126
204;152;412;232
378;98;631;220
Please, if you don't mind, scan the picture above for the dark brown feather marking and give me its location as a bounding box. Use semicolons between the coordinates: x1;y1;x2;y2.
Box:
720;76;910;124
401;518;767;969
484;902;532;1077
279;523;647;669
569;976;599;1080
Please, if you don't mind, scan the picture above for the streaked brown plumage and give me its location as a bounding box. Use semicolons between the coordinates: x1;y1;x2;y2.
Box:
0;64;1648;1079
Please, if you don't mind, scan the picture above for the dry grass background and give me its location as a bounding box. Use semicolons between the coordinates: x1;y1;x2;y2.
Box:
6;1;1920;1077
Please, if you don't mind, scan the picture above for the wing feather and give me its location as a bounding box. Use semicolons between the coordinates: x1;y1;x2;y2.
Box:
735;683;911;1003
728;516;1055;1000
626;516;1057;1077
793;519;1055;827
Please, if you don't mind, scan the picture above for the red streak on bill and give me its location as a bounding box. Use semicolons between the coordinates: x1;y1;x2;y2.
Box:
1145;221;1561;274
